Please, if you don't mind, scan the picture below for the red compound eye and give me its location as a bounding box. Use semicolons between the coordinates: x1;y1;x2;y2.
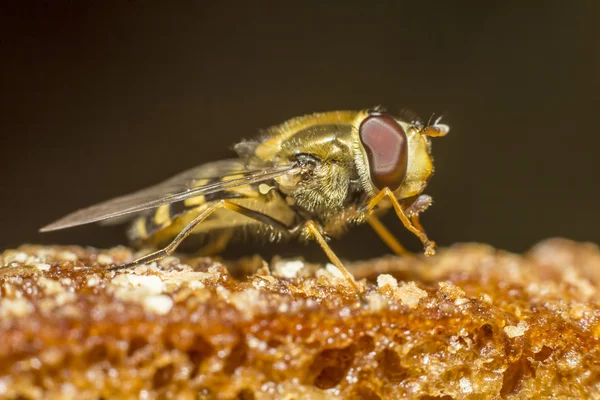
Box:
359;114;408;190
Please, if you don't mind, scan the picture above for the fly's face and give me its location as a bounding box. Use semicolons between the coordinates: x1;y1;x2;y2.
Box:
352;109;449;202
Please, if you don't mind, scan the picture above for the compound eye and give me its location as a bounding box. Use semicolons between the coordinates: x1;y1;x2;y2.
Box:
359;114;408;191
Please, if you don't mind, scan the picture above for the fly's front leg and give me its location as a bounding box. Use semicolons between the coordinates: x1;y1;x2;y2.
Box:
403;194;433;234
367;193;433;256
364;189;435;256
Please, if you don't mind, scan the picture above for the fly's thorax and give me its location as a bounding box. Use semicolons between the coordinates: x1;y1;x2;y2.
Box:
274;142;358;219
351;110;436;201
294;159;354;219
251;111;359;162
248;112;362;220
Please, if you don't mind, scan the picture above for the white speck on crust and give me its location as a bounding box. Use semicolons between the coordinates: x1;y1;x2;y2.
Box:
367;293;388;312
278;303;289;313
562;268;595;300
161;270;211;292
396;282;428;309
279;260;305;278
504;320;529;338
38;277;65;296
376;277;428;309
479;293;493;304
58;251;78;262
54;291;76;307
34;263;51;271
454;298;470;306
111;274;165;294
60;278;72;286
229;289;262;319
459;377;473;393
438;282;466;299
377;274;398;289
0;377;10;395
4;252;28;264
87;274;101;287
109;273;179;313
569;303;589;320
143;295;173;315
96;254;113;265
0;298;34;318
187;280;206;290
563;349;581;370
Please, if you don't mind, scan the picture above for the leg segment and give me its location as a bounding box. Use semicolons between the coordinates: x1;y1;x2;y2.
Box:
410;215;425;234
404;194;432;235
367;215;408;256
303;221;360;292
365;188;435;256
110;200;291;271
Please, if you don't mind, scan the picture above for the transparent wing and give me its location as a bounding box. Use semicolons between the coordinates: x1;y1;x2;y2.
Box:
40;159;299;232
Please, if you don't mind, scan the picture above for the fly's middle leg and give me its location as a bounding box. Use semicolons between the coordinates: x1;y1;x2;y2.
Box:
295;220;361;294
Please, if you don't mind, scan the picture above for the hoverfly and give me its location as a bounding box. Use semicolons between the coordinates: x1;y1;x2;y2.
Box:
41;107;448;292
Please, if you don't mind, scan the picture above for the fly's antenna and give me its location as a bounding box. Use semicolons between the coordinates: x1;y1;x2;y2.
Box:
420;112;449;137
426;113;436;128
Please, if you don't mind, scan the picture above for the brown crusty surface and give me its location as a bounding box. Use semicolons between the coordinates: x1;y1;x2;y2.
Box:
0;239;599;399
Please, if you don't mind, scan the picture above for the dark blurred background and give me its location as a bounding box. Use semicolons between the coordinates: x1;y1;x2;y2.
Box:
2;1;598;262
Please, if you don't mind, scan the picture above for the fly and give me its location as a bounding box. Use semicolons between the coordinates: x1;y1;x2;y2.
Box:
41;107;449;293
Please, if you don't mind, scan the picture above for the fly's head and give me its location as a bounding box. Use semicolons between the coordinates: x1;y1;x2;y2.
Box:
352;108;449;201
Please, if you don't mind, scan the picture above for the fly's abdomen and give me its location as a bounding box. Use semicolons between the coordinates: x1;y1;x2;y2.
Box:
128;183;297;250
128;200;200;244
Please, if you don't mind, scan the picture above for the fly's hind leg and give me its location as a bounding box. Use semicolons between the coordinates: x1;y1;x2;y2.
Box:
110;200;291;272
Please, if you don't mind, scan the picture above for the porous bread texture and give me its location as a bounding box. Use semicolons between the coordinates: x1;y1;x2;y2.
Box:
0;239;599;399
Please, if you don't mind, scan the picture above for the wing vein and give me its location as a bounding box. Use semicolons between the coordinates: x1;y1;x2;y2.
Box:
40;162;299;231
